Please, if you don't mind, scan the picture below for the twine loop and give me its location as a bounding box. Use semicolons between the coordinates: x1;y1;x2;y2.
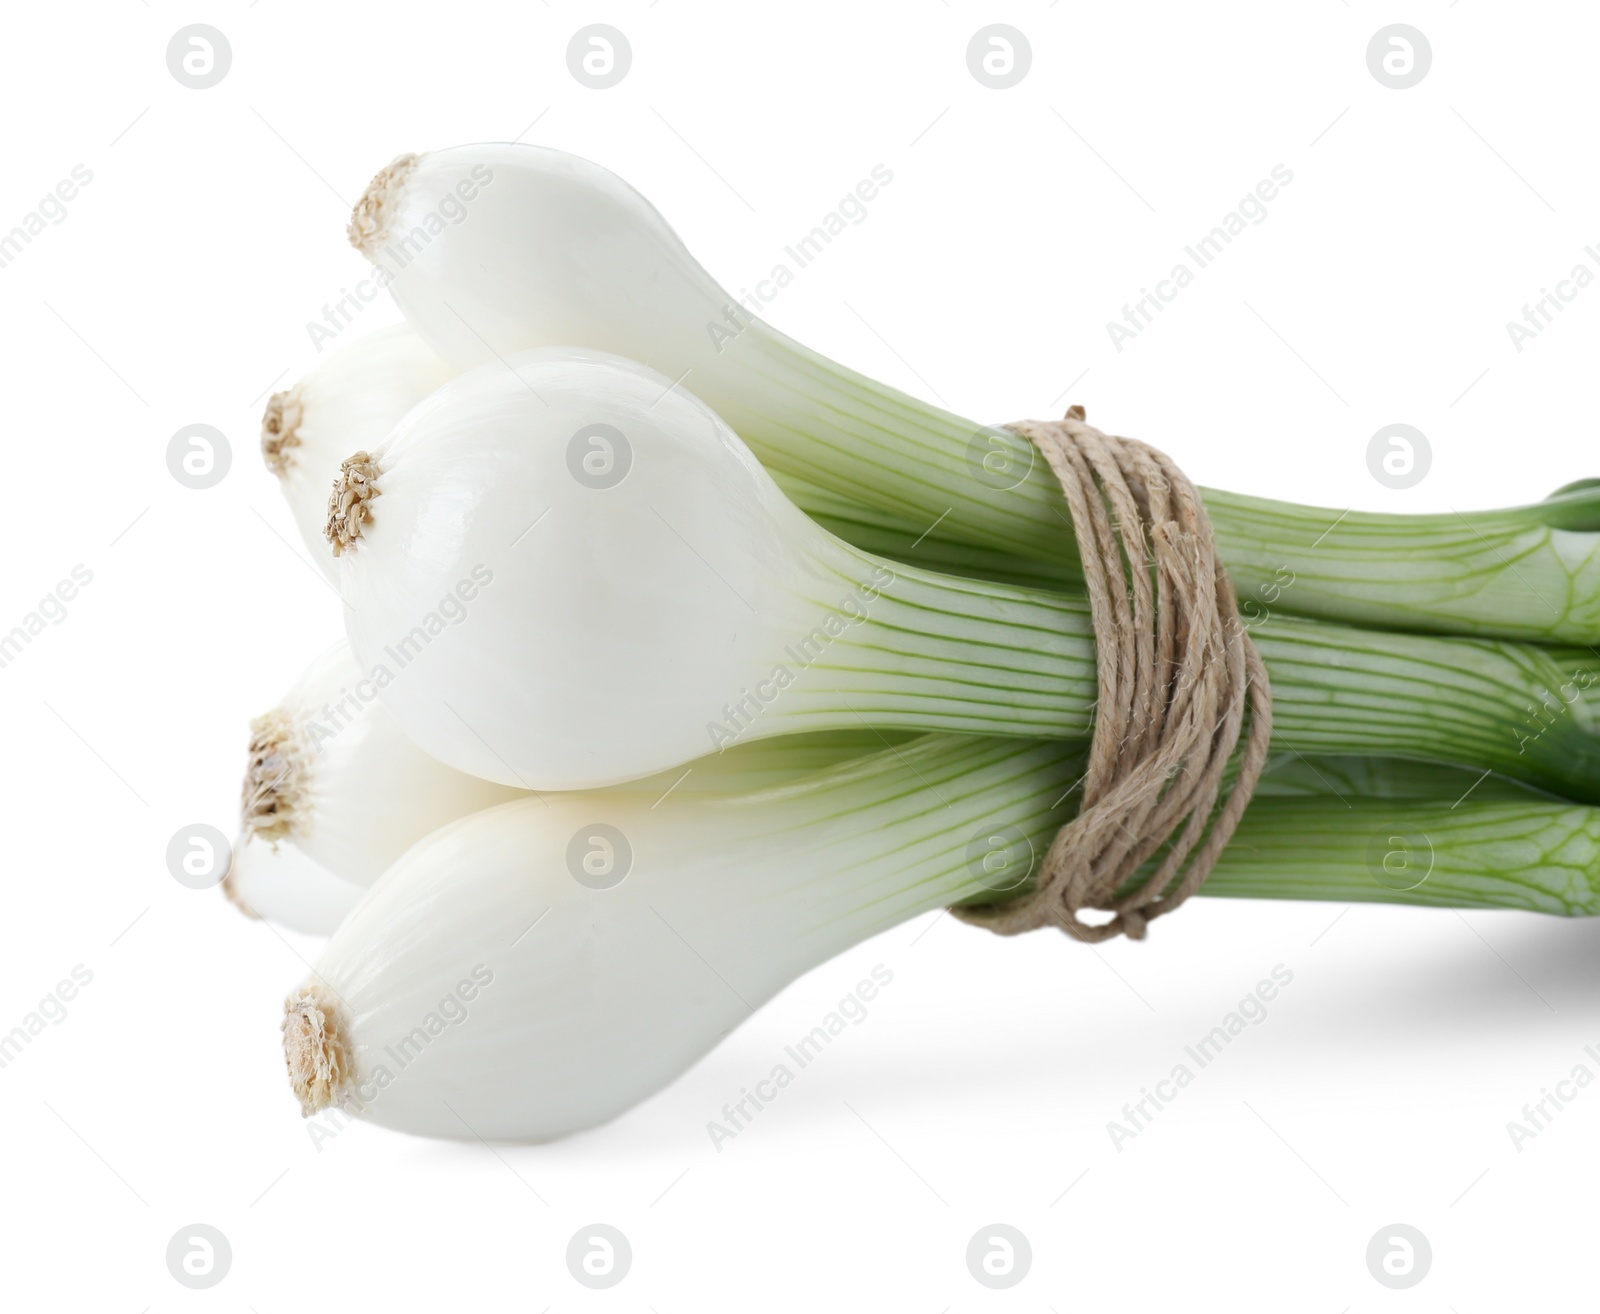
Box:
954;406;1272;943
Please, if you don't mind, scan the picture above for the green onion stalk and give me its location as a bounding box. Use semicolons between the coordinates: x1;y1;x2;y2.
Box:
347;143;1600;645
282;736;1600;1144
284;739;1600;1145
323;347;1600;800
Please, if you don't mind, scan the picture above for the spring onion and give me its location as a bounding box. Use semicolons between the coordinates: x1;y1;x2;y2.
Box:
262;325;455;579
328;347;1600;798
245;138;1600;1151
237;641;525;886
230;623;920;931
347;143;1600;643
223;836;364;936
284;735;1600;1141
260;323;992;592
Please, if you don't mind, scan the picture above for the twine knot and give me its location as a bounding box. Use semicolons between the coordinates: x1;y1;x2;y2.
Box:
954;406;1272;943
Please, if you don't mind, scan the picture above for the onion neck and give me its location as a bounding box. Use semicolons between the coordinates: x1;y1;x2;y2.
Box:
758;541;1098;742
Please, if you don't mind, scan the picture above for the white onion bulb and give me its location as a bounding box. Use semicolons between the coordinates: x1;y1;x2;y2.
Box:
330;347;1093;789
262;325;455;578
283;735;1075;1140
342;144;1066;565
343;144;1600;649
237;640;526;887
222;836;364;936
281;734;1591;1140
229;628;910;929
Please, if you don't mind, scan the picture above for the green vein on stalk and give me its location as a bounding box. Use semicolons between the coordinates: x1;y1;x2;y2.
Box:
690;737;1600;926
734;330;1600;642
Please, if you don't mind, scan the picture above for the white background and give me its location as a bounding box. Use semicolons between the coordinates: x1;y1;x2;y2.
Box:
2;1;1596;1308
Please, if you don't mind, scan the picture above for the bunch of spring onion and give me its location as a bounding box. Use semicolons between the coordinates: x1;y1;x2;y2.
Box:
235;143;1600;1143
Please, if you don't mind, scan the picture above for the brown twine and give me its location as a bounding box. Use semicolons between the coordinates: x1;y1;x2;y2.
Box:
952;406;1273;943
